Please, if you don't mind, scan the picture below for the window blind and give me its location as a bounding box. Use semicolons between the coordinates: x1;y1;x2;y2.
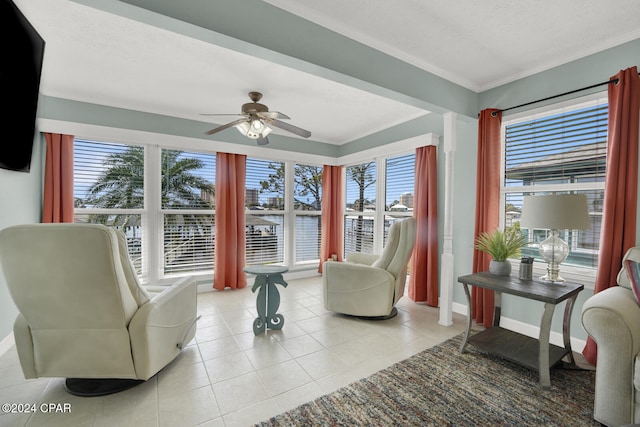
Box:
163;214;214;274
503;101;607;269
384;153;415;245
74;139;145;275
505;104;607;187
245;157;284;264
344;162;377;255
294;164;322;263
160;149;215;274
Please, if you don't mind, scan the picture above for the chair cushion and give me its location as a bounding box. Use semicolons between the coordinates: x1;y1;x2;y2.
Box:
624;258;640;305
372;221;401;270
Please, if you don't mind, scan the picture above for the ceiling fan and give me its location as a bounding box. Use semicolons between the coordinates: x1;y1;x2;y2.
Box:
202;91;311;145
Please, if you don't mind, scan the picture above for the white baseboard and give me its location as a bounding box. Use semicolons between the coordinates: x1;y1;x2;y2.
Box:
0;332;14;357
450;302;586;353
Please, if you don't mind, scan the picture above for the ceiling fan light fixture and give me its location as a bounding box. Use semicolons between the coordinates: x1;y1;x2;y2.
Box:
251;118;264;132
237;118;272;139
235;121;251;136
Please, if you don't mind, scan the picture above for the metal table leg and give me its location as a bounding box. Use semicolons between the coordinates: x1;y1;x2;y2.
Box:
562;294;578;365
459;283;472;353
538;302;556;390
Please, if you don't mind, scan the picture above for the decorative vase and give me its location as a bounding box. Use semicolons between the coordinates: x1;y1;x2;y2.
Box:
489;260;511;276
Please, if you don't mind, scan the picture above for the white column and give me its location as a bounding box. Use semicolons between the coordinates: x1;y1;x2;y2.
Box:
144;144;161;285
439;112;457;326
284;160;295;267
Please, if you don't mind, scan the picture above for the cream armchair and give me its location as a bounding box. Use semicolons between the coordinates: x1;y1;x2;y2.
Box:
581;246;640;426
323;218;417;319
0;223;198;396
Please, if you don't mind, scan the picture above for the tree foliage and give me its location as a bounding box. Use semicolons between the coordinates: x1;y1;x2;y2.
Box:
85;147;214;230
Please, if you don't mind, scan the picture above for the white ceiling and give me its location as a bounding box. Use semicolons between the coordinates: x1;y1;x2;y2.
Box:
265;0;640;91
14;0;640;146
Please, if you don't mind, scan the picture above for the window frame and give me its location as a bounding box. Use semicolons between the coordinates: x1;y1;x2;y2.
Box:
500;92;608;287
69;124;431;285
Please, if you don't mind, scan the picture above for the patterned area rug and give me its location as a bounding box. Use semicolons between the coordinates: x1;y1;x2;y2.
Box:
256;333;597;426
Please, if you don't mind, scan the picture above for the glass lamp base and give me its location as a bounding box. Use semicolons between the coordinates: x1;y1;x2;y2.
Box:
540;262;565;283
539;230;569;284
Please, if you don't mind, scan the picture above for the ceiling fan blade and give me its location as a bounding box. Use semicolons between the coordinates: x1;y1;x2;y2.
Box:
256;135;270;146
204;118;248;135
258;111;290;120
270;119;311;138
200;113;245;117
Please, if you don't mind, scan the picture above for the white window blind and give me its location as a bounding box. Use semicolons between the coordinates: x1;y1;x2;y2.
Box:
74;139;145;275
344;162;376;255
503;100;607;270
245;157;284;265
384;153;415;245
161;149;215;275
74;140;144;209
294;164;322;263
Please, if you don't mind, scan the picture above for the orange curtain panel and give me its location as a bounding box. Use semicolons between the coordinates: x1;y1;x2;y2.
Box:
408;145;439;305
214;152;247;290
472;109;502;327
583;66;640;365
42;133;74;223
318;165;343;273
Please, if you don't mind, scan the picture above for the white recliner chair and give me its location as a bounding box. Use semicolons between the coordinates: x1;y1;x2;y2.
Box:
0;223;198;396
323;217;417;319
581;246;640;426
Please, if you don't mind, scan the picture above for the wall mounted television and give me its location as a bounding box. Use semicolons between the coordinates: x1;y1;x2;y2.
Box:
1;0;45;172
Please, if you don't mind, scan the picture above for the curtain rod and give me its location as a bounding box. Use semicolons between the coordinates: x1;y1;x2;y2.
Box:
486;72;640;117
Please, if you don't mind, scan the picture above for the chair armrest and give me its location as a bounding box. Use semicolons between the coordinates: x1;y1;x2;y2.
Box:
582;285;640;356
128;276;197;380
324;261;394;291
581;285;640;426
323;261;396;316
345;252;380;265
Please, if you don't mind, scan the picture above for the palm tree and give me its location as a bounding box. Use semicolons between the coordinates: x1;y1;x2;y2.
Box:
86;147;214;230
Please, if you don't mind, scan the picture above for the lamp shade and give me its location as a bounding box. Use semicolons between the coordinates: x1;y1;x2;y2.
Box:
520;194;590;230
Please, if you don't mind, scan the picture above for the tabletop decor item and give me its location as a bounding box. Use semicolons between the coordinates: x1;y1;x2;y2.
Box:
475;227;528;276
519;194;590;283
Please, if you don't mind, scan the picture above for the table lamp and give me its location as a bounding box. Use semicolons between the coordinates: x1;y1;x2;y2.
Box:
519;194;590;283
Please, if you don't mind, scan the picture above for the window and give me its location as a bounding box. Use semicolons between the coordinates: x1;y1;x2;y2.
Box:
502;97;607;273
73;135;421;280
246;157;284;265
294;164;323;263
74;139;145;275
344;162;376;255
384;153;415;244
161;149;215;275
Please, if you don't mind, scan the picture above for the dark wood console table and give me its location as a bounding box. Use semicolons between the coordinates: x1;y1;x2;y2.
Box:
458;272;584;389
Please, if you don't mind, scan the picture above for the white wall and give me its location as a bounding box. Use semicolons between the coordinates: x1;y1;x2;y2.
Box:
0;134;43;350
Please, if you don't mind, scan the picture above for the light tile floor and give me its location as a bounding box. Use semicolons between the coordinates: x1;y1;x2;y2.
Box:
0;276;466;427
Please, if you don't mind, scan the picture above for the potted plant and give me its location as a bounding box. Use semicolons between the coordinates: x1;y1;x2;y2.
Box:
474;227;528;276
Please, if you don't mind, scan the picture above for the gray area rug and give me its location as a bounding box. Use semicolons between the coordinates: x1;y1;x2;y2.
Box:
256;333;597;426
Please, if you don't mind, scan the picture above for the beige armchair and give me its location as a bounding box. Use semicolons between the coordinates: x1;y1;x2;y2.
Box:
581;246;640;426
323;217;417;319
0;223;198;396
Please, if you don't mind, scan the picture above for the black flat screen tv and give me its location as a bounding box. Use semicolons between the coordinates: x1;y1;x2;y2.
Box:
1;0;45;172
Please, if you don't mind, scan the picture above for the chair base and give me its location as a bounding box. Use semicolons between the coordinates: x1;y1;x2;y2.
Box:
64;378;145;396
352;306;398;320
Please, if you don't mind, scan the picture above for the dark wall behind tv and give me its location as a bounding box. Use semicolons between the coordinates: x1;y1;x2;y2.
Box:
1;0;45;172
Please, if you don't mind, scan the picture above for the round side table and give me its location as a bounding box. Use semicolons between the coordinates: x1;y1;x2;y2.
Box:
243;265;289;335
